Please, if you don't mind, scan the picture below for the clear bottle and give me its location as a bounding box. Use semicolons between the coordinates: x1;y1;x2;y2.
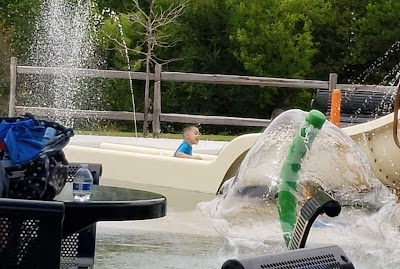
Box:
42;127;57;145
72;164;93;202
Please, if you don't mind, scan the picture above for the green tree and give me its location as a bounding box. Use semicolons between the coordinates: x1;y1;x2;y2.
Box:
96;0;136;13
224;0;329;111
0;23;13;114
309;0;370;82
0;0;40;59
127;0;186;136
227;0;331;78
350;0;400;85
96;12;146;123
158;0;252;117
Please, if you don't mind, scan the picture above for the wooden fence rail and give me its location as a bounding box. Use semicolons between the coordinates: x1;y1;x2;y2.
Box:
9;57;397;137
15;106;271;127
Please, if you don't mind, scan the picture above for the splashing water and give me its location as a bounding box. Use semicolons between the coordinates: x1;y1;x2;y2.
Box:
23;0;102;127
340;40;400;121
100;8;138;137
356;41;400;84
197;109;399;268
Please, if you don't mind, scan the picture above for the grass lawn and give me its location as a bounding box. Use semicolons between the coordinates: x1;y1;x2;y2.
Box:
76;130;238;142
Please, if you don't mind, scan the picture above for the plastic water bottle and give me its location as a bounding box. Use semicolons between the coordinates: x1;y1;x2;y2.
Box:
73;164;93;202
42;127;57;145
1;151;12;168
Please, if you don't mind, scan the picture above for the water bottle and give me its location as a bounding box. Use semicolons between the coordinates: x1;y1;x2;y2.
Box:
42;127;57;145
1;151;12;168
73;164;93;202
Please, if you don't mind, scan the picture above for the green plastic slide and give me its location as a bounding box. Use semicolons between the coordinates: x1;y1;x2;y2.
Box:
278;110;326;246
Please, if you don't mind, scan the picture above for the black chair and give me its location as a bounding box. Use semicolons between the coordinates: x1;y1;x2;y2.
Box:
0;198;64;269
60;163;102;269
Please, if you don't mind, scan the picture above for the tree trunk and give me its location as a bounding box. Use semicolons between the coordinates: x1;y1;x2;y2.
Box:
143;0;154;137
143;51;151;137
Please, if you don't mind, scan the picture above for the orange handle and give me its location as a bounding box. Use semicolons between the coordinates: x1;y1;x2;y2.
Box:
330;89;341;127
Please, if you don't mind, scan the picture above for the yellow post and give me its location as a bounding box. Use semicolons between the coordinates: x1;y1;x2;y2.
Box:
330;89;341;127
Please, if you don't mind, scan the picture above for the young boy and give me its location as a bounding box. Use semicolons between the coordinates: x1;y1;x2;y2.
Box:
174;126;202;159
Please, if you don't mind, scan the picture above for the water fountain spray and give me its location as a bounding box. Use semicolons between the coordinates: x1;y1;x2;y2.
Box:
100;8;138;137
26;0;101;127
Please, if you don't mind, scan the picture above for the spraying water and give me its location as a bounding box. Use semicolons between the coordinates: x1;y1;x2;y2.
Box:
23;0;101;127
100;8;139;137
341;41;400;121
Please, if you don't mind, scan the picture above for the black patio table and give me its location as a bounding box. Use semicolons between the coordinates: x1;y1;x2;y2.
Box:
55;183;167;237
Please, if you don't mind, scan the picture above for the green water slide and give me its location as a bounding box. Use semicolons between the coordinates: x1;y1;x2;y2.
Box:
278;110;326;246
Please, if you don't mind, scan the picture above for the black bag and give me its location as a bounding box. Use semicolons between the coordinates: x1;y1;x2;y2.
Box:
0;114;74;200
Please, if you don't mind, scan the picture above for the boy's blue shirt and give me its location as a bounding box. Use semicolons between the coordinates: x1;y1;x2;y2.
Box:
174;140;192;157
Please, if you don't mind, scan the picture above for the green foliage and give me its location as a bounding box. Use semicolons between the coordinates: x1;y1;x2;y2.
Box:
0;23;13;113
96;9;145;115
98;15;142;71
350;0;400;84
164;0;242;74
0;0;41;59
96;0;137;13
101;79;145;112
156;0;274;133
226;0;326;78
222;0;324;114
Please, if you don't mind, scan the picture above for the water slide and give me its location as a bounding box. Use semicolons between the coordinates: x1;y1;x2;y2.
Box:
344;112;400;189
63;111;400;194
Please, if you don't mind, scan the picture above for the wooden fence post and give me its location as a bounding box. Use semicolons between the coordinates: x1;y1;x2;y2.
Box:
9;57;17;117
329;73;338;92
152;64;162;138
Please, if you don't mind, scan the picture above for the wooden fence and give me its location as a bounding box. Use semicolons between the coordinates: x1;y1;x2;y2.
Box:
8;57;396;137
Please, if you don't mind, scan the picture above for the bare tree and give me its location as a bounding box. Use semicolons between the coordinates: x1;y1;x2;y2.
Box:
127;0;186;137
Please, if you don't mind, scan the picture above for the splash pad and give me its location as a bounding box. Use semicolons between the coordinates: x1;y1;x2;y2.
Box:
17;0;400;267
90;108;400;269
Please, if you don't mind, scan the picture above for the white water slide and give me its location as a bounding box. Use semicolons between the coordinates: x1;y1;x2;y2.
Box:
345;112;400;189
64;111;400;195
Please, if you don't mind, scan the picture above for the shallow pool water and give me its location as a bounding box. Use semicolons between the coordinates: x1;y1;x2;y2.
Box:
95;228;225;269
93;198;400;269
